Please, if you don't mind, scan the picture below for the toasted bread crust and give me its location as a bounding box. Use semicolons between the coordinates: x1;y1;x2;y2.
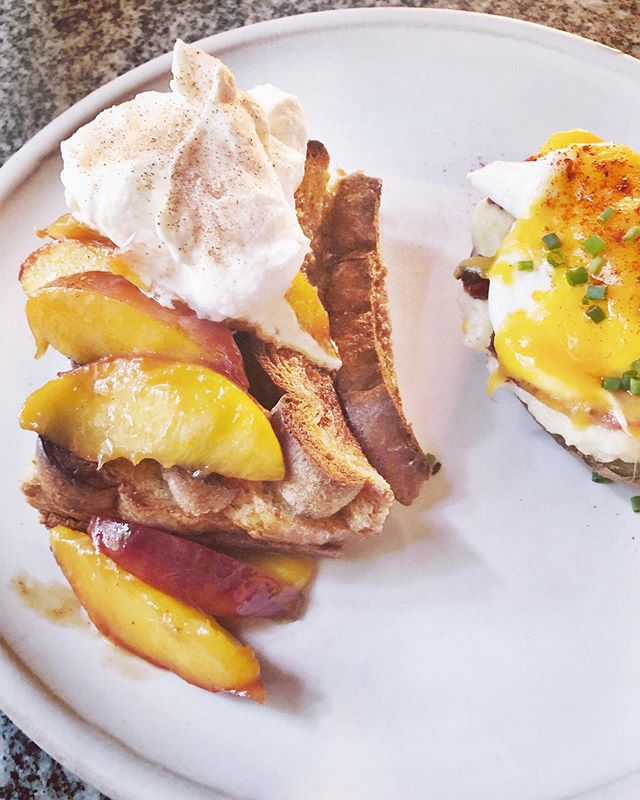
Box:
318;173;431;504
295;141;331;245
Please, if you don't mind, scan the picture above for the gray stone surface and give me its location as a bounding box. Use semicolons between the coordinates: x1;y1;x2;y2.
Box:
1;0;638;797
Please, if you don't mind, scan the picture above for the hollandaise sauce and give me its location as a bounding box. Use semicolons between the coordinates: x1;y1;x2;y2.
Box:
488;133;640;432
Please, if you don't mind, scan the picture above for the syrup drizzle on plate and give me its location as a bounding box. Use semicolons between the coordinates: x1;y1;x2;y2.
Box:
10;572;87;628
11;570;153;680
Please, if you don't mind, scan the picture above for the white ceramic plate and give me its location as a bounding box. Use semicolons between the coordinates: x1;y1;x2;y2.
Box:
2;8;640;800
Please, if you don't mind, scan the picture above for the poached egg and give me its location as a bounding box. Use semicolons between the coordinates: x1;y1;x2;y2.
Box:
468;130;640;452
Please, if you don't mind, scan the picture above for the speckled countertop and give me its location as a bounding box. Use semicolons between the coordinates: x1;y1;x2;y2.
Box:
1;0;639;797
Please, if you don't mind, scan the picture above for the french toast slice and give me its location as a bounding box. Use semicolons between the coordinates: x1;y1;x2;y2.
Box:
22;142;407;554
24;410;390;555
23;141;433;552
316;169;432;504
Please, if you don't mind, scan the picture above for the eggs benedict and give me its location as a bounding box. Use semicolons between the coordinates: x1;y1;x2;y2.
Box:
457;130;640;480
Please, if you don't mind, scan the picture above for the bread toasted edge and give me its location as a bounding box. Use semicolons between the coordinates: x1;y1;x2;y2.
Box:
317;171;432;504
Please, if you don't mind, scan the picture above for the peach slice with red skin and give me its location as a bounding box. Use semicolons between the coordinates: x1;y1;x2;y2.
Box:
26;271;248;389
20;355;285;481
27;217;337;361
50;525;263;699
89;516;303;619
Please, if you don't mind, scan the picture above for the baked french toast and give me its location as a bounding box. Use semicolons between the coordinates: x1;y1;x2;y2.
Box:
22;142;430;555
17;40;438;699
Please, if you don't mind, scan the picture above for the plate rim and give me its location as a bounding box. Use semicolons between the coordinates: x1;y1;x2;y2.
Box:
2;7;640;800
2;6;639;202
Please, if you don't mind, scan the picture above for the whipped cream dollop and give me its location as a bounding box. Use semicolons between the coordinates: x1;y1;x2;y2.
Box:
61;40;339;369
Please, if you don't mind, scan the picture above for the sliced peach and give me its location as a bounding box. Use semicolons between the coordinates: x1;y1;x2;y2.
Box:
230;551;315;591
26;271;248;389
286;272;338;360
89;517;302;618
20;237;148;295
24;230;337;362
50;525;263;699
19;239;112;294
20;356;285;481
36;214;112;244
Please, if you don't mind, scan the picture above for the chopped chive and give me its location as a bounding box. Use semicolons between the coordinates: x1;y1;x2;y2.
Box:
582;235;606;256
588;255;605;274
586;284;607;301
632;496;640;513
426;452;441;474
592;471;612;483
622;369;638;392
623;225;640;242
581;296;590;305
517;260;534;271
631;377;640;396
566;266;588;285
542;232;562;250
598;207;615;223
602;376;622;391
547;251;565;268
585;305;606;323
